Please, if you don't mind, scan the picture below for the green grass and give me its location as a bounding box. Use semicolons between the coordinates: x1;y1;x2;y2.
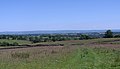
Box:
1;38;120;46
33;38;120;46
0;38;120;69
0;46;120;69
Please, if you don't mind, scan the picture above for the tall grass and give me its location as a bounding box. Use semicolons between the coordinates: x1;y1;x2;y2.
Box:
0;46;119;69
11;52;30;59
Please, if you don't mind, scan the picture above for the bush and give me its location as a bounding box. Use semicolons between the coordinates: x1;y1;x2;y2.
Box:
0;42;19;46
0;42;9;46
12;42;19;46
114;35;120;38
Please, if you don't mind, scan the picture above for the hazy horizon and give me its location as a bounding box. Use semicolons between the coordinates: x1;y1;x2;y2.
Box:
0;0;120;31
1;29;120;32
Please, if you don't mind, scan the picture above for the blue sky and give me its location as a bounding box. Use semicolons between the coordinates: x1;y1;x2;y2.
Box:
0;0;120;31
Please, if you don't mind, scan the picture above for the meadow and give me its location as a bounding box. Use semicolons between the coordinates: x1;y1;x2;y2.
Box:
0;38;120;69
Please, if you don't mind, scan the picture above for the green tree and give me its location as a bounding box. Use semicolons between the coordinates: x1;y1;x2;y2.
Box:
13;42;19;46
104;30;113;38
1;42;9;46
114;35;120;38
79;34;91;40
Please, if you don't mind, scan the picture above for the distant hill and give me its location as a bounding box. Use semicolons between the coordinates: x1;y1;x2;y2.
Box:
0;30;120;35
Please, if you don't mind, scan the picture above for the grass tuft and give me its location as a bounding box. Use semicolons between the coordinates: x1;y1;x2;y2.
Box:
11;52;30;59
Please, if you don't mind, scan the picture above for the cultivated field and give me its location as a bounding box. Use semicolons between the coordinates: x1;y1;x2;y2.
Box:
0;38;120;69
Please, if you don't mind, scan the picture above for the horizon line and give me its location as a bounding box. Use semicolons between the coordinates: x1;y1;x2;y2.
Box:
0;29;120;32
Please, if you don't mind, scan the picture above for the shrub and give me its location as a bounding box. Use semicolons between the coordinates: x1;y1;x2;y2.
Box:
12;42;19;46
1;42;9;46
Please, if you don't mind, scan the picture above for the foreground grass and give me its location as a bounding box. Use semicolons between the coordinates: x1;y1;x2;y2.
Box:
0;38;120;69
0;45;120;69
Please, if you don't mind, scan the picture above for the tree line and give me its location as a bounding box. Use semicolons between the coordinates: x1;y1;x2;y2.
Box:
0;30;119;46
0;34;92;43
0;42;18;46
104;30;120;38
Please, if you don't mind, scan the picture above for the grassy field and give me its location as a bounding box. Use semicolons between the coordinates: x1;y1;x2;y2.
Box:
0;39;32;45
0;38;120;69
33;38;120;46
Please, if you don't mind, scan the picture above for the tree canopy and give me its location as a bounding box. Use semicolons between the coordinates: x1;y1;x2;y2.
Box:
104;30;113;38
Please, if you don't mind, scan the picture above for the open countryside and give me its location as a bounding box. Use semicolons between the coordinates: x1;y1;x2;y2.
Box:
0;30;120;69
0;0;120;69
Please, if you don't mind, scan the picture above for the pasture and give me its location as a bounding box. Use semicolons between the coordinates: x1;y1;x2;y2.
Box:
0;38;120;69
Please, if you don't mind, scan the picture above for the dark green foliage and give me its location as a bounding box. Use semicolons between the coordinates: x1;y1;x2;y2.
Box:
0;41;19;46
114;35;120;38
79;34;91;40
104;30;113;38
0;34;93;43
1;42;9;46
13;42;19;46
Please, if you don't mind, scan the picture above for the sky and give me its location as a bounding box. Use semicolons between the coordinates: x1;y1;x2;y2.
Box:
0;0;120;31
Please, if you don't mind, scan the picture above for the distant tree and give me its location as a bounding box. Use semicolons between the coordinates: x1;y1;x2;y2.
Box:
12;42;19;46
29;37;34;41
79;34;91;40
1;42;9;46
51;36;56;42
114;35;120;38
104;30;113;38
0;42;2;46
